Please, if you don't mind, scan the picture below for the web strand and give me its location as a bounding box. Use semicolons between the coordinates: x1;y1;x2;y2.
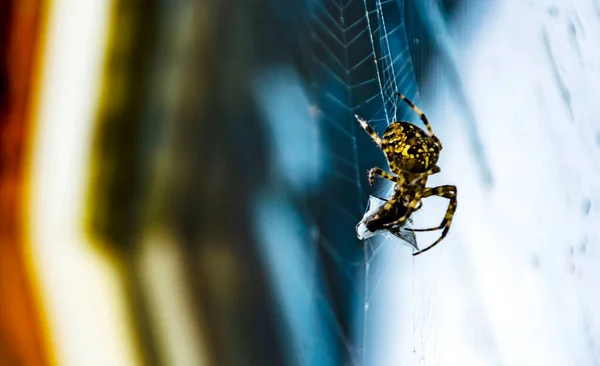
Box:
309;0;421;364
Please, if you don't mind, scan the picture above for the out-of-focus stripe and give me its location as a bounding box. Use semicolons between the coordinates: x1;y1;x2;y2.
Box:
24;1;141;365
85;1;161;364
0;1;52;365
140;229;210;366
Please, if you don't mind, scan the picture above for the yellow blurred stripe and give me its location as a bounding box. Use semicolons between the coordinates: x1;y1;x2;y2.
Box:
24;1;141;365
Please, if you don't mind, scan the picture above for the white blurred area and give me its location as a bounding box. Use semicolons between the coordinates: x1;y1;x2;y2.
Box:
372;0;600;365
26;1;139;365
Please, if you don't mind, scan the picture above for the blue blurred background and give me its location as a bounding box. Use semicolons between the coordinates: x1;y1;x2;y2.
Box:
1;0;599;365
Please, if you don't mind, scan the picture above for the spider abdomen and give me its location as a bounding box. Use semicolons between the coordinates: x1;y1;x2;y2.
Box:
382;122;439;174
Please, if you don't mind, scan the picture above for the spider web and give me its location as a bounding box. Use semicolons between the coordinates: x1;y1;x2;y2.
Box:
257;1;600;365
306;0;433;364
252;0;439;364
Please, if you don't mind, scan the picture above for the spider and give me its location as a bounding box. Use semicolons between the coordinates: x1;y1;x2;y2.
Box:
356;92;457;256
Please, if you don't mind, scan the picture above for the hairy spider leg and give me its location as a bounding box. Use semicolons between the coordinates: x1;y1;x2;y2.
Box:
408;185;457;232
395;92;442;149
355;114;382;146
409;185;457;256
367;167;400;186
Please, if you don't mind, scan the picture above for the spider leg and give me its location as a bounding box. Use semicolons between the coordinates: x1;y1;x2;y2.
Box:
395;92;442;149
409;185;458;256
415;200;423;210
430;165;441;175
355;114;382;146
367;167;400;186
408;185;457;232
370;194;390;203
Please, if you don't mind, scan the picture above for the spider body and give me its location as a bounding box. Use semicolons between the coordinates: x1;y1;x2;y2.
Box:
381;122;440;174
356;92;457;256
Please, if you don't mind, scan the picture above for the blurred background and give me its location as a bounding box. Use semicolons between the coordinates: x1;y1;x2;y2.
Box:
1;0;599;365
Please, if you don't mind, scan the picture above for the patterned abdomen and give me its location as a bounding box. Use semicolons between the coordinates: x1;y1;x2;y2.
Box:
382;122;439;174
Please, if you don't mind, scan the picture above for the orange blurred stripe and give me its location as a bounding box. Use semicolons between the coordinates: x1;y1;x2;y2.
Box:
0;0;52;364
